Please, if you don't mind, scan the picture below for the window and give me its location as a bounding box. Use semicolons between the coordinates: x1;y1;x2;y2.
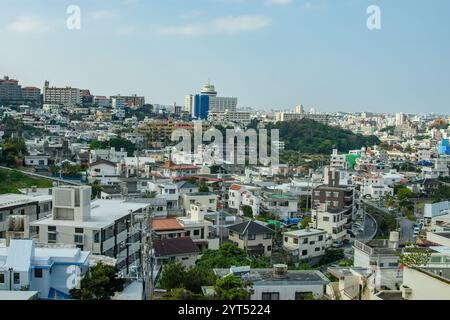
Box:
284;237;288;242
94;231;100;243
294;238;299;244
48;226;56;232
318;235;324;241
315;247;321;252
262;292;279;300
34;268;43;278
209;199;215;204
0;273;4;284
302;250;308;256
14;273;20;284
388;262;399;267
193;230;200;236
74;234;83;244
303;238;308;244
267;246;272;251
75;228;84;234
48;233;57;243
264;233;272;239
323;217;330;222
182;257;189;261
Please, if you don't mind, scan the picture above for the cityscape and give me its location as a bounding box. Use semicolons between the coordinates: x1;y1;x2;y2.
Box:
0;0;450;305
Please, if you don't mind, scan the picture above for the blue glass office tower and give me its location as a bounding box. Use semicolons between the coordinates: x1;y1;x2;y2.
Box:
194;94;210;120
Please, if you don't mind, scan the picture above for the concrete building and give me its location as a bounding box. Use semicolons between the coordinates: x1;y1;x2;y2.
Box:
283;228;327;263
30;186;150;276
214;265;330;300
311;205;347;243
43;81;81;107
260;192;299;219
0;239;90;299
0;193;52;239
153;237;200;268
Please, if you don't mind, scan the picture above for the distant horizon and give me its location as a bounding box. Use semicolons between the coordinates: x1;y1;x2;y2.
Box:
1;0;449;114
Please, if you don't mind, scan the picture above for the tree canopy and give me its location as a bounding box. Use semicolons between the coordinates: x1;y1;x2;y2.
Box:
69;263;125;300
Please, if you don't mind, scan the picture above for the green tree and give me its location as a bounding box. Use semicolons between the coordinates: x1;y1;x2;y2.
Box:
215;275;250;300
300;216;312;229
241;205;253;218
69;263;125;300
397;187;413;201
399;247;431;267
159;262;216;294
90;181;102;200
195;243;251;269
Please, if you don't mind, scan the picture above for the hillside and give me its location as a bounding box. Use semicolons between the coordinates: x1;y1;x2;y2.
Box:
0;169;53;194
266;119;380;154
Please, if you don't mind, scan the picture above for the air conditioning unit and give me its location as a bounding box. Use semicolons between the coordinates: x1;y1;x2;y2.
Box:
401;285;412;300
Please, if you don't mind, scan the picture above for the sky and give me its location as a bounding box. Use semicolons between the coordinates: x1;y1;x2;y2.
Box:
0;0;449;114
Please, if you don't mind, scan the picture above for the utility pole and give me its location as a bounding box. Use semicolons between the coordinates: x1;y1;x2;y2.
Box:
142;209;154;300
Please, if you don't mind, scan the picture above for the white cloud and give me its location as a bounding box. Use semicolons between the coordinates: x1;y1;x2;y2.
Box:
8;15;50;33
116;26;136;36
266;0;294;5
159;15;271;37
90;10;118;20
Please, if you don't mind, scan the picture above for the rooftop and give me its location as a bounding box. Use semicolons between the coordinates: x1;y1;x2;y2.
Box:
214;268;329;286
284;228;327;238
31;199;149;229
227;220;275;235
152;218;184;231
153;237;200;257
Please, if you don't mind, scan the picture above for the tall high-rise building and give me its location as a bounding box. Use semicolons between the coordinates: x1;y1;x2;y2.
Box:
185;83;238;120
395;112;407;126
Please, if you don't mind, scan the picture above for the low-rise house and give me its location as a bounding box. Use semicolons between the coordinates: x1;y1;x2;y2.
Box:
283;228;327;264
24;155;49;167
152;218;186;239
87;159;120;185
161;161;200;178
214;265;330;300
260;192;298;219
0;239;90;300
353;237;402;269
182;192;217;213
153;237;200;268
227;220;275;257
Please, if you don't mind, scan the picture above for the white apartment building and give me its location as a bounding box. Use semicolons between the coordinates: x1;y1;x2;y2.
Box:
330;149;348;171
0;193;52;239
31;186;151;276
311;204;347;243
90;147;128;163
228;184;261;217
208;111;251;125
111;95;126;109
0;239;90;299
181;192;218;213
43;81;81;107
283;228;327;263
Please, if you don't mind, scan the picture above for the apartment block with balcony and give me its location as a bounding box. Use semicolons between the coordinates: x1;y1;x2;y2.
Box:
311;205;347;243
30;186;150;276
313;171;355;221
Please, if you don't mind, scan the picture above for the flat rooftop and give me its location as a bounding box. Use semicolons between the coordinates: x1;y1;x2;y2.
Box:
31;199;149;229
214;268;329;286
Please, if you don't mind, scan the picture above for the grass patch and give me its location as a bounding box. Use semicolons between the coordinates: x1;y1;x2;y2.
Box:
0;169;53;194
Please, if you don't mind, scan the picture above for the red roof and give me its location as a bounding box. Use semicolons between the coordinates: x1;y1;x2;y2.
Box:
162;161;199;171
230;184;242;191
152;218;184;231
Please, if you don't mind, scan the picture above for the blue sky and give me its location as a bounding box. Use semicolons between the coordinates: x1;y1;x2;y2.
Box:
0;0;449;114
